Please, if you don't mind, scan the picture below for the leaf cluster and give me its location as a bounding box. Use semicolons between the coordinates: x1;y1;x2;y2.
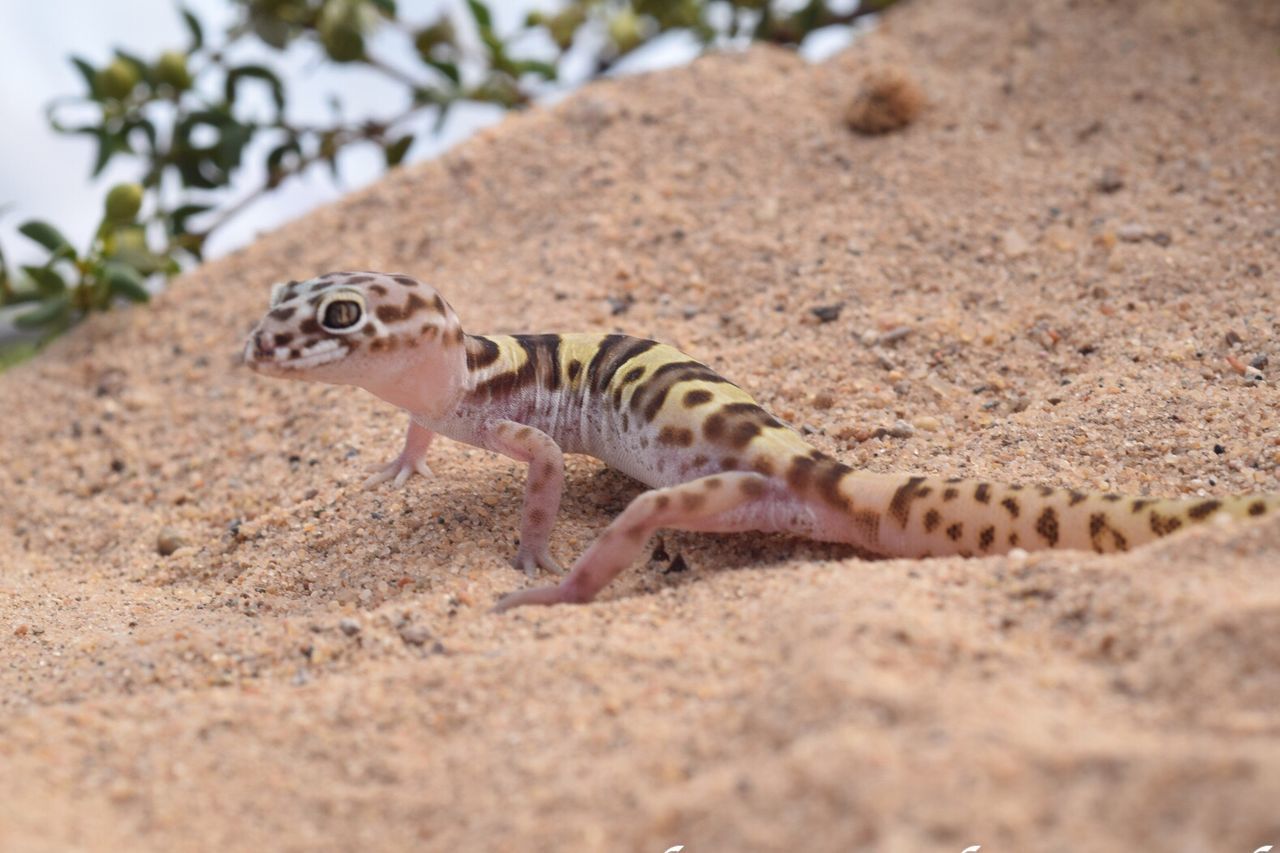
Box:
0;0;895;366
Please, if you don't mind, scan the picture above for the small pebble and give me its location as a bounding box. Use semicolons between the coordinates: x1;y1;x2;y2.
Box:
1095;167;1124;193
912;415;941;432
1225;330;1244;347
844;68;924;135
1117;223;1147;243
399;624;432;646
1002;229;1031;258
878;326;914;345
810;304;843;323
1249;354;1267;370
156;527;185;557
754;198;780;224
339;618;362;637
887;420;915;439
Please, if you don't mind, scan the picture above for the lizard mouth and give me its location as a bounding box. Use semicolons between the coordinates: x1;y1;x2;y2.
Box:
244;333;349;372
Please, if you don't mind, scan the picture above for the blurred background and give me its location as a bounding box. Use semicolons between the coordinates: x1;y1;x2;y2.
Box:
1;1;865;263
0;0;876;360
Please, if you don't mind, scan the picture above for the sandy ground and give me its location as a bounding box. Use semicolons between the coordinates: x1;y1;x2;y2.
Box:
3;0;1280;849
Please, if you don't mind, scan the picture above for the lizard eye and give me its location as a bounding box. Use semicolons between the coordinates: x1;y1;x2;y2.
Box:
319;297;364;333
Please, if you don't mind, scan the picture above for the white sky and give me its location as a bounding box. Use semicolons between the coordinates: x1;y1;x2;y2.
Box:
0;1;860;269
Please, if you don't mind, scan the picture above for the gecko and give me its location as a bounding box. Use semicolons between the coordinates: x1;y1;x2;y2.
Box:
243;270;1279;611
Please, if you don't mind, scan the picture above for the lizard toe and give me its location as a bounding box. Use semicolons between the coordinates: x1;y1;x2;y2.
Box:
364;456;432;490
512;548;562;577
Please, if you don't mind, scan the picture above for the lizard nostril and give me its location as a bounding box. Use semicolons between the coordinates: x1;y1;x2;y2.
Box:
254;332;273;357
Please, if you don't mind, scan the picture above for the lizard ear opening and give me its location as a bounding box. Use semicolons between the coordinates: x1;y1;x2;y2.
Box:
269;280;292;307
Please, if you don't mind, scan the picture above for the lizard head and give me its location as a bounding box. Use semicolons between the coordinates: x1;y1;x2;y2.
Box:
244;270;468;415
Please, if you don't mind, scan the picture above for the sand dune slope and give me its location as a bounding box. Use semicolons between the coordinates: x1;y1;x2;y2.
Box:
2;0;1278;849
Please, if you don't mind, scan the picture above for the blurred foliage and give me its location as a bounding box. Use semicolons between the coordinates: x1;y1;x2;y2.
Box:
0;0;896;364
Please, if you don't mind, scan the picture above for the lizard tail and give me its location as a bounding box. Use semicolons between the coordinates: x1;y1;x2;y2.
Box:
834;472;1279;558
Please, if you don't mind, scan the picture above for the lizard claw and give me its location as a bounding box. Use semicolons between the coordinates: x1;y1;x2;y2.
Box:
512;547;564;578
363;455;433;490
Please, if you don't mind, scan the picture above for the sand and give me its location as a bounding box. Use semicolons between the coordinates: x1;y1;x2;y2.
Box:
2;0;1279;849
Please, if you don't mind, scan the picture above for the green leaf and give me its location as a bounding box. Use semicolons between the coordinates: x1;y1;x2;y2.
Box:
370;0;397;16
105;224;170;275
169;203;212;235
2;288;44;305
124;117;158;152
71;56;100;98
225;64;285;113
383;135;414;168
21;265;67;296
102;262;151;303
14;295;70;330
425;59;460;86
0;340;40;371
264;139;302;186
181;7;204;51
476;25;510;71
18;221;74;257
174;231;206;262
109;248;168;276
113;49;153;86
513;59;558;80
466;0;493;32
91;128;129;177
215;121;253;172
173;109;250;188
432;100;452;133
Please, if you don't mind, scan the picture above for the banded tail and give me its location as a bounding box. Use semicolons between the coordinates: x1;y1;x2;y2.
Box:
839;473;1278;558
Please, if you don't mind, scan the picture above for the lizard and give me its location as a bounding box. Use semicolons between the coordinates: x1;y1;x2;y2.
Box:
243;270;1279;611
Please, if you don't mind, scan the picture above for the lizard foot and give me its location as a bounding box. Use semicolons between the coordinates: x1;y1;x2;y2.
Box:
512;547;564;578
363;454;433;489
492;580;585;613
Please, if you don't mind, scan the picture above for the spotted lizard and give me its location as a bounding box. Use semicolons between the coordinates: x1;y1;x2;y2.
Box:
243;271;1278;611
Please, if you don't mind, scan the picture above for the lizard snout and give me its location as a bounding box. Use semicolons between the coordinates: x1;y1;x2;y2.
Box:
254;330;276;359
242;329;273;368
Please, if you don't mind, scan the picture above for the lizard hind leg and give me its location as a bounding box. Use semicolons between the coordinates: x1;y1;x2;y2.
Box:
493;471;771;612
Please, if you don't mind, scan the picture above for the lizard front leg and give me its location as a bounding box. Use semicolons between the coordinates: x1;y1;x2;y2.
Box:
494;471;770;611
364;419;435;488
485;420;566;577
